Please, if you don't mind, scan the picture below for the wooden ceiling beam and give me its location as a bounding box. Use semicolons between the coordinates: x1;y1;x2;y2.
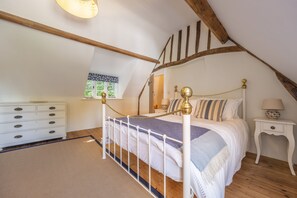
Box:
185;0;229;44
153;46;243;73
0;10;160;64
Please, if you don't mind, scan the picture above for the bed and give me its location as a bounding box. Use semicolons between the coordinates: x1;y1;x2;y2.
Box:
101;79;249;198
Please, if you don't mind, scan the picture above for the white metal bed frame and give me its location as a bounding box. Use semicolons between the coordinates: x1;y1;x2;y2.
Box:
101;79;247;198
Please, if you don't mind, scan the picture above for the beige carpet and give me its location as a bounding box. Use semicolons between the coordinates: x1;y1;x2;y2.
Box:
0;137;153;198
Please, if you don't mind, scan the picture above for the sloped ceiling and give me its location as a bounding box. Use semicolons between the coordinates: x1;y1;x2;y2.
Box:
0;20;94;101
2;0;295;100
208;0;297;83
0;0;197;99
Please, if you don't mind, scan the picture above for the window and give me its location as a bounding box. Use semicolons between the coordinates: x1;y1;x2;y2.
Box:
84;73;119;99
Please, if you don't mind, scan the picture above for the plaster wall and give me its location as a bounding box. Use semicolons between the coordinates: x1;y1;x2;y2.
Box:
164;52;297;163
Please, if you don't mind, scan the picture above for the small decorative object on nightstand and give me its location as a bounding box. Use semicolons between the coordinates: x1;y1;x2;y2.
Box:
262;98;284;119
161;98;169;110
254;118;296;175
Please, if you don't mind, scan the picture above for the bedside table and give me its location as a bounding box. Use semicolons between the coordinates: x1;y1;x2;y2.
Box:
154;109;166;113
254;118;296;175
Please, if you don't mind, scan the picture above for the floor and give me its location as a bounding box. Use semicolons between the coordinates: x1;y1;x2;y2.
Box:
3;128;297;198
67;128;297;198
0;136;152;198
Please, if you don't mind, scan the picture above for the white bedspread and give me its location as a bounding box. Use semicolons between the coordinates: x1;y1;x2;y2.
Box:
107;114;249;198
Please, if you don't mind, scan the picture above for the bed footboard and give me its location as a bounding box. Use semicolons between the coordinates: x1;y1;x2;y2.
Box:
101;87;193;198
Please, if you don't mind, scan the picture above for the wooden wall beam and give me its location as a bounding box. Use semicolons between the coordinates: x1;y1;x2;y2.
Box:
170;35;174;62
195;21;201;53
185;26;190;57
185;0;229;44
0;10;160;64
177;30;182;61
207;29;211;50
162;48;166;64
153;46;243;72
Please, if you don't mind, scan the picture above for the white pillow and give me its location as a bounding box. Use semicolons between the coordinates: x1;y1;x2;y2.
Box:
222;98;242;120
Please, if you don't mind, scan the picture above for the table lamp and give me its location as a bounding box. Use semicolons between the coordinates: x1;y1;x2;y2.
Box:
262;99;284;119
161;99;169;110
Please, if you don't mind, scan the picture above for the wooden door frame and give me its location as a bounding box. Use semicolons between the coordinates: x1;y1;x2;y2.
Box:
148;75;154;113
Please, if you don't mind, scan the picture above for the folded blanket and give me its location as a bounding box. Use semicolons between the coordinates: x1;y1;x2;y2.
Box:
191;131;229;184
116;117;208;148
114;117;229;183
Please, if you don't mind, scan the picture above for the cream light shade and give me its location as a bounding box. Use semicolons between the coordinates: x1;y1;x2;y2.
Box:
161;98;169;110
262;99;284;110
161;99;169;106
56;0;98;19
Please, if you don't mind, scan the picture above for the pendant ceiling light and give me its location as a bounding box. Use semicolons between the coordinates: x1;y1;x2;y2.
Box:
56;0;98;19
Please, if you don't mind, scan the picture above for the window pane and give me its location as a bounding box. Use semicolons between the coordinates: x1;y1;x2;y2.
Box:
96;81;105;97
84;80;93;97
107;82;116;98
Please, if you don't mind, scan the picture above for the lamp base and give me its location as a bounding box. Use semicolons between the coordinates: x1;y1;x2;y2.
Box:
161;105;168;110
265;110;280;120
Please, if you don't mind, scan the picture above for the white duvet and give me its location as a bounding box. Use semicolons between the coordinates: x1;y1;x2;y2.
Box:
107;114;249;198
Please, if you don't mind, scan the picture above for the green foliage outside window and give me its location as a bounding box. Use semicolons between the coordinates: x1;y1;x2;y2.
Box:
107;82;115;98
84;80;93;97
84;80;117;98
96;81;105;97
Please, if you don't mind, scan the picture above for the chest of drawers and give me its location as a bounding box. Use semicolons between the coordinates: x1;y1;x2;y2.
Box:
0;102;67;150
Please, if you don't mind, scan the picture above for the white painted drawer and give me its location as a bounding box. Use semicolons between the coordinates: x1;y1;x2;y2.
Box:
37;104;65;111
0;130;37;145
262;122;284;133
0;105;35;113
0;121;37;134
37;111;65;119
0;128;65;147
0;113;37;123
37;118;65;128
36;127;65;138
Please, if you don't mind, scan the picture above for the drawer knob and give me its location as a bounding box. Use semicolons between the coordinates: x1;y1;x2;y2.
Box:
14;135;23;139
14;115;23;119
49;130;56;134
14;107;23;111
49;121;56;124
14;124;23;128
270;126;276;130
49;113;56;117
49;106;56;110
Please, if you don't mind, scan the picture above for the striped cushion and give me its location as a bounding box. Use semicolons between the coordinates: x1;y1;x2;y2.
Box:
167;99;183;116
167;99;197;116
196;99;227;121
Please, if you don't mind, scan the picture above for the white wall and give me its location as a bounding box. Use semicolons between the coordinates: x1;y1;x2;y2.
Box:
0;20;140;132
65;97;138;132
164;52;297;163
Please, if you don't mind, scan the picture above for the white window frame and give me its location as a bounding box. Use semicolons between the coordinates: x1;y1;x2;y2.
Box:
85;80;118;99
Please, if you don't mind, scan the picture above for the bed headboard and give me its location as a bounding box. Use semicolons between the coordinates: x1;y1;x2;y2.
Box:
173;79;247;120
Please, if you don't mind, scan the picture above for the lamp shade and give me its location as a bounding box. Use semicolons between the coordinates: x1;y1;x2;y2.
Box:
56;0;98;19
262;99;284;110
161;98;169;110
161;98;169;106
